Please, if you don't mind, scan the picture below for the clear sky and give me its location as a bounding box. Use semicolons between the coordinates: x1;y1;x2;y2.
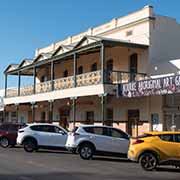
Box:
1;0;180;89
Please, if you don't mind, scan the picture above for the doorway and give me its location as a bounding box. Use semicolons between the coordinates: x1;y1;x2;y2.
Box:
106;59;113;83
129;53;138;81
59;108;70;129
127;109;139;136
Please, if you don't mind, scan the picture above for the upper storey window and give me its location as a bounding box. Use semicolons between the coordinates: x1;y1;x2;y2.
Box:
63;70;68;77
91;63;97;72
78;66;83;75
126;30;133;37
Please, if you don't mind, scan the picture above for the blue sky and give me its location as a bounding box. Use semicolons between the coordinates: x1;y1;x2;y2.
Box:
1;0;180;89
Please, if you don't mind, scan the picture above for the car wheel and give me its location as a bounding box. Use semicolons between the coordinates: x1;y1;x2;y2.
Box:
79;143;94;160
23;139;37;153
0;137;9;148
139;153;158;171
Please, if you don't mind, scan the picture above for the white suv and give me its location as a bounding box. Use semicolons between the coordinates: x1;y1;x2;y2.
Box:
17;123;68;152
66;125;130;160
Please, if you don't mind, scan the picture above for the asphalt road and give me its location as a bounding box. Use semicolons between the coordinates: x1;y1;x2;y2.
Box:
0;147;179;180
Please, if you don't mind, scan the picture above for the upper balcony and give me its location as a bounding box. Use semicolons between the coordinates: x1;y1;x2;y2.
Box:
4;35;148;104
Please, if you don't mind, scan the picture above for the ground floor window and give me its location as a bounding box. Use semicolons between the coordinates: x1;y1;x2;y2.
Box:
11;111;17;122
41;112;46;122
104;108;113;126
86;111;94;124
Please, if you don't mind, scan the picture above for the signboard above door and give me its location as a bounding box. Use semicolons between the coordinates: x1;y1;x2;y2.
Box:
119;74;180;98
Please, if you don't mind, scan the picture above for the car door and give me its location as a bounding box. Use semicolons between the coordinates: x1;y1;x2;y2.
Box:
86;127;113;152
7;125;19;143
174;134;180;159
109;128;130;154
31;125;52;146
157;134;179;159
47;126;67;147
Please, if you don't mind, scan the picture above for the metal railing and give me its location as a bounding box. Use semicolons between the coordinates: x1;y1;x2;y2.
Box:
6;70;147;98
6;70;102;97
106;71;147;84
76;70;101;87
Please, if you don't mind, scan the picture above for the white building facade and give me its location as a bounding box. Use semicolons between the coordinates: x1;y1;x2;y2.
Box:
3;5;180;136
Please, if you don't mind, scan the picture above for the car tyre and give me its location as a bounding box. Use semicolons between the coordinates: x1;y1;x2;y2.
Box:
23;139;37;153
139;152;158;171
79;143;94;160
0;137;9;148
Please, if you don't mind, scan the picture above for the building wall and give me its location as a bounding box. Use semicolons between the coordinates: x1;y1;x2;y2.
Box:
35;46;148;82
149;15;180;75
36;5;153;56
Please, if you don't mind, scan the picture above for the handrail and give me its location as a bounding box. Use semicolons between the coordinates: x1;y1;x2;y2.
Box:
5;70;146;98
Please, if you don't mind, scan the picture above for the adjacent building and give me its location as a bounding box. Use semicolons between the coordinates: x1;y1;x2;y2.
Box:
3;5;180;136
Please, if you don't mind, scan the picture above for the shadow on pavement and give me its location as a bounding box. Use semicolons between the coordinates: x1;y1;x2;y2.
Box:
92;156;131;163
36;149;73;155
156;167;180;173
0;172;104;180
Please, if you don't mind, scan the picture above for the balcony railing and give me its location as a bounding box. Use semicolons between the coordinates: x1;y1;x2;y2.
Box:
107;71;147;84
6;70;147;98
6;70;102;98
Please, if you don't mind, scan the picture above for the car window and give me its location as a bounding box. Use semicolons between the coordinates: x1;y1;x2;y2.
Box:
44;126;55;133
8;125;18;132
175;135;180;143
109;128;129;139
83;127;105;136
30;125;41;131
0;125;9;131
159;134;174;142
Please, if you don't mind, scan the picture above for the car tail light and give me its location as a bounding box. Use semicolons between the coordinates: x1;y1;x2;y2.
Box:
18;130;24;133
132;139;144;145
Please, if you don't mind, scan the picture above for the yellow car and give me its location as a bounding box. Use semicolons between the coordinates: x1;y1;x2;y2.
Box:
128;131;180;171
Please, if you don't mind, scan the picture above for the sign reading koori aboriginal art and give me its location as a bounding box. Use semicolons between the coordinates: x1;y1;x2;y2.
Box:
120;75;180;97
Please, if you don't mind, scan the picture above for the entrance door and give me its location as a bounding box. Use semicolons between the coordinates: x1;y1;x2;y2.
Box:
59;108;70;129
28;111;32;123
128;110;139;137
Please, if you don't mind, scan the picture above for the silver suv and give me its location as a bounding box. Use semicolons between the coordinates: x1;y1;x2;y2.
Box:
66;125;130;160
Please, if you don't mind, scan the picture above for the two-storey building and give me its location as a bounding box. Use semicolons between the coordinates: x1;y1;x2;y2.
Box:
3;5;180;136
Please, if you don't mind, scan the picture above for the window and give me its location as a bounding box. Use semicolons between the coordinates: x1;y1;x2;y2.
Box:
30;125;42;131
84;127;105;136
129;53;138;81
159;134;174;142
175;135;180;143
0;124;9;131
8;125;19;132
78;66;83;74
41;76;48;82
106;60;113;83
63;70;68;77
109;128;129;139
41;112;46;122
91;63;97;72
86;111;94;124
126;30;133;36
105;108;113;126
30;125;56;133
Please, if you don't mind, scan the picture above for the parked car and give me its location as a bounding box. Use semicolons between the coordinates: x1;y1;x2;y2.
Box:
0;123;26;148
17;123;68;152
66;125;130;160
128;131;180;171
